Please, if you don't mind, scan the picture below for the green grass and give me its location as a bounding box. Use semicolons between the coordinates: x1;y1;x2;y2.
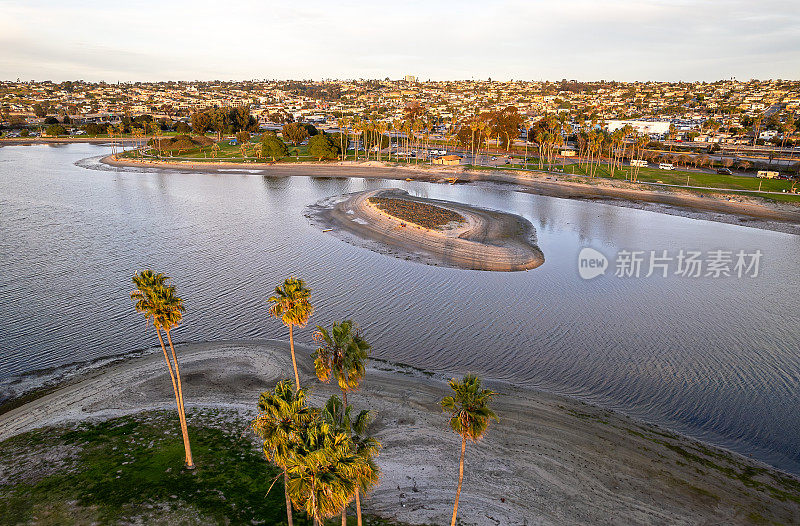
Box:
0;411;415;526
0;411;288;524
564;163;797;193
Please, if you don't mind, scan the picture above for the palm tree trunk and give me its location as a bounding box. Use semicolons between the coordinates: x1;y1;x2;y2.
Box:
289;324;300;390
342;387;349;526
155;329;191;467
284;471;294;526
451;435;466;526
355;489;363;526
165;330;193;468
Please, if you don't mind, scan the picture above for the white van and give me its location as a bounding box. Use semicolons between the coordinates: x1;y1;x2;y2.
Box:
658;163;675;170
630;159;647;167
757;171;779;179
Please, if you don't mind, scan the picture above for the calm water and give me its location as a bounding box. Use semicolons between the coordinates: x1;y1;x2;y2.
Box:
1;143;799;475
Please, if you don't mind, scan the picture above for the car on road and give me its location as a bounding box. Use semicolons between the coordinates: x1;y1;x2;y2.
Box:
716;168;733;175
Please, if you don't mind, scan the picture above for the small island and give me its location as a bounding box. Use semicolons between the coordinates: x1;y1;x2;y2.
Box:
309;189;545;271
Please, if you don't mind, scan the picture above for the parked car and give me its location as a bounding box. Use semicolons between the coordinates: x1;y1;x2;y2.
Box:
716;168;732;175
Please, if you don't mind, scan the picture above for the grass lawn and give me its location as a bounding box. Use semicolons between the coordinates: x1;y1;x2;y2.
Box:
0;411;411;526
561;163;800;203
572;163;794;191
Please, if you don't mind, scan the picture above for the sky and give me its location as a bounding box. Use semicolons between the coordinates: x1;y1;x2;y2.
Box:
1;0;798;82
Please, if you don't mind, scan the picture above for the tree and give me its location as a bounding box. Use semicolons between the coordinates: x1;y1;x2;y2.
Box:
301;123;319;137
130;270;194;468
284;400;364;526
33;103;48;118
326;132;350;159
191;111;212;135
313;320;370;406
313;320;373;526
282;122;310;146
268;277;314;390
489;106;523;151
175;121;191;134
321;396;380;526
236;130;251;157
308;134;339;161
261;132;289;161
45;124;66;136
252;380;317;526
441;374;497;526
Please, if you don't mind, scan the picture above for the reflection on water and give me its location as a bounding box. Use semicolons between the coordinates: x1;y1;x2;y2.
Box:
1;144;800;475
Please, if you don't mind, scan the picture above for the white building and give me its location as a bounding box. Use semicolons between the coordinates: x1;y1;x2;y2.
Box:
606;120;671;136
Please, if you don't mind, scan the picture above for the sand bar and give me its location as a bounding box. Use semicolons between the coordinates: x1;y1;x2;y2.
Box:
0;340;797;525
309;188;545;271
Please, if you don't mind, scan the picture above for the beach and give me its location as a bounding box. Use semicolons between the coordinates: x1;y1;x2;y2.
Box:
1;340;797;525
308;188;545;271
102;156;800;235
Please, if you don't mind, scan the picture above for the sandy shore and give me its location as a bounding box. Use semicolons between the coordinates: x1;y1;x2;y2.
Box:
102;155;800;235
1;340;797;525
309;188;545;271
0;137;141;146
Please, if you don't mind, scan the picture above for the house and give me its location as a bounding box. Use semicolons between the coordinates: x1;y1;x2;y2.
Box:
432;155;461;166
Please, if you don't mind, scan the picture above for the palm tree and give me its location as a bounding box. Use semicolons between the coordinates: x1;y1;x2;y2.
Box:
284;407;364;526
252;380;317;526
321;396;381;526
346;404;381;526
130;270;194;468
313;321;373;525
337;117;348;161
268;277;314;390
313;320;370;407
441;374;498;526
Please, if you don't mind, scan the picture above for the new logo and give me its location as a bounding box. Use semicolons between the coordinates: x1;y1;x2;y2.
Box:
578;247;608;279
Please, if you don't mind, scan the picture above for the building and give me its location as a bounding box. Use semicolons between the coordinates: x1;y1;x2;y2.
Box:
606;119;671;136
432;155;461;165
404;75;417;83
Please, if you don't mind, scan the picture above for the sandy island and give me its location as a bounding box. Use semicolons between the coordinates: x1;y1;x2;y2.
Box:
0;340;798;525
308;188;545;271
101;155;800;235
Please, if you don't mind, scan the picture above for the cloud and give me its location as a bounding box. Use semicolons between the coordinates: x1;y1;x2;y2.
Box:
0;0;797;81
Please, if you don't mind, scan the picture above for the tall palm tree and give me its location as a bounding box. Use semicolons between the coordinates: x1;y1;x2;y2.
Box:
284;408;364;526
130;270;194;468
313;320;370;407
441;374;498;526
345;403;381;526
252;380;317;526
313;321;373;526
268;277;314;390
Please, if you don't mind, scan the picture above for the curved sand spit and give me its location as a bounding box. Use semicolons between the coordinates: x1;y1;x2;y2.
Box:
0;341;797;525
311;188;545;271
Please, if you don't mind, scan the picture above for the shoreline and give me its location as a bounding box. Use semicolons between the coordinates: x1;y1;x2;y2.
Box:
100;154;800;235
0;137;141;146
0;340;798;525
309;188;546;271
